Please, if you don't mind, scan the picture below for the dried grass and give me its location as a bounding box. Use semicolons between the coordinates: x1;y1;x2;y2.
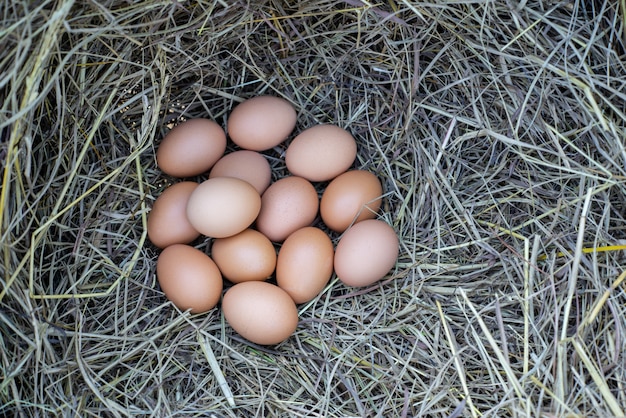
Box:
1;0;626;417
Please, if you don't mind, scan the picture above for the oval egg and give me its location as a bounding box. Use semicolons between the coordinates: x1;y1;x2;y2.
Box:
320;170;383;232
222;281;298;345
186;177;261;238
276;227;334;304
255;176;319;242
147;182;200;249
227;96;297;151
334;219;399;287
209;150;272;195
285;124;357;182
156;244;223;313
211;228;276;283
156;118;226;178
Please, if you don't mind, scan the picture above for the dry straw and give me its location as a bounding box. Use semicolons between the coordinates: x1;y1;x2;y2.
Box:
1;0;625;417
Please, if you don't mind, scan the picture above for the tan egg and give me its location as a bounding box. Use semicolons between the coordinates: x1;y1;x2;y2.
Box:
186;177;261;238
156;119;226;178
285;124;357;182
147;182;200;249
320;170;383;233
222;281;298;345
334;219;399;287
211;229;277;283
156;244;223;314
276;227;334;304
209;150;272;195
255;176;319;242
227;96;297;151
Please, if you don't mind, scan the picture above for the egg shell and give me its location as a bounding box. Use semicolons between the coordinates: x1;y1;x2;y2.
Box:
209;150;272;195
320;170;383;232
186;177;261;238
255;176;319;242
276;227;334;304
222;281;298;345
156;119;226;178
334;219;399;287
211;228;277;283
285;124;357;182
156;244;223;314
147;182;200;249
227;96;297;151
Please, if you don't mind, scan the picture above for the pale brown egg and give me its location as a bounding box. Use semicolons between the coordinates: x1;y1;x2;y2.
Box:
147;182;200;249
186;177;261;238
156;119;226;178
156;244;223;313
227;96;297;151
222;281;298;345
255;176;319;242
320;170;383;232
334;219;399;287
285;124;357;182
211;229;277;283
209;150;272;195
276;227;334;304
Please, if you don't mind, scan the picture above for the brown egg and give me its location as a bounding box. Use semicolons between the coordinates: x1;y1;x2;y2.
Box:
285;124;357;182
211;229;277;283
276;227;334;304
334;219;399;287
147;182;200;249
156;244;223;314
255;176;319;242
209;150;272;195
156;119;226;178
186;177;261;238
227;96;297;151
222;281;298;345
320;170;383;232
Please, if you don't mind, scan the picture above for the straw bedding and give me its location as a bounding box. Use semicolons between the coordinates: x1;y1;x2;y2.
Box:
1;1;625;417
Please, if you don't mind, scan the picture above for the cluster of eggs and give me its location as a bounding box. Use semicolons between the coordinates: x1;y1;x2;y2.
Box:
148;96;399;345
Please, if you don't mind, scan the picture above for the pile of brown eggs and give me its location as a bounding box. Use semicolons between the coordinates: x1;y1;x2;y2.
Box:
148;96;399;345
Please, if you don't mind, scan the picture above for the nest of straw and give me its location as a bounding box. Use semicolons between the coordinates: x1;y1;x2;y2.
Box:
1;1;625;417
